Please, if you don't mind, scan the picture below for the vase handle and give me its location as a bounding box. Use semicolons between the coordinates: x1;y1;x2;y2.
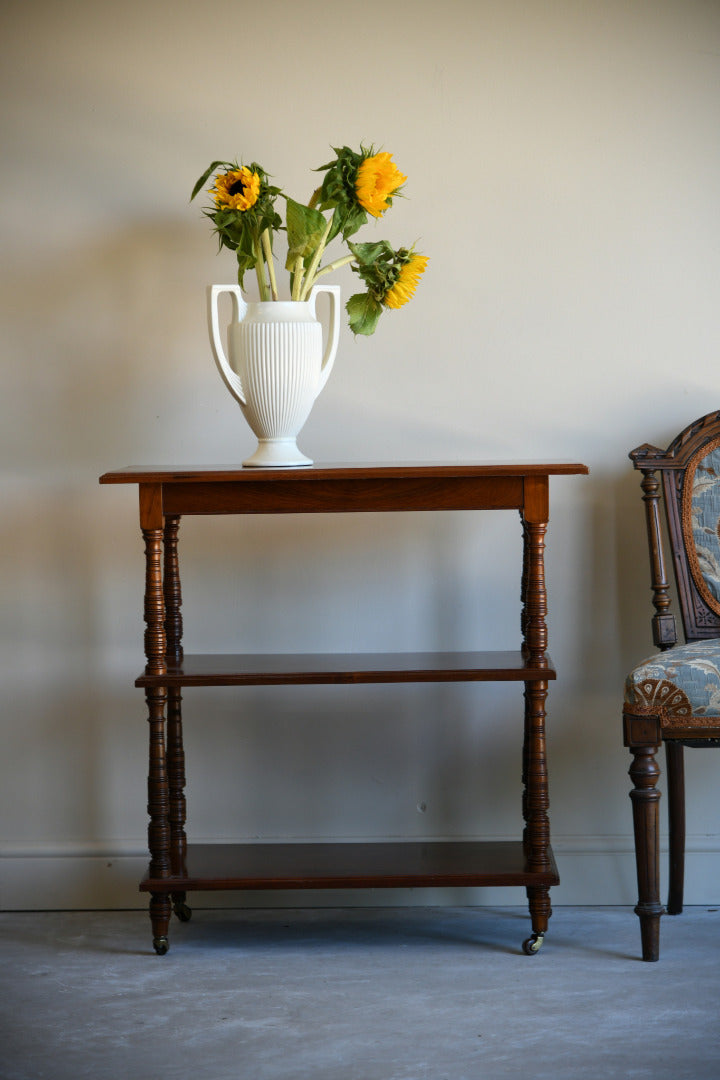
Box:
207;284;247;407
308;284;341;397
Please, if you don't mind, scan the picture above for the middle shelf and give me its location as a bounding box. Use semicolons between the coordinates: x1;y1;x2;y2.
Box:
135;650;557;688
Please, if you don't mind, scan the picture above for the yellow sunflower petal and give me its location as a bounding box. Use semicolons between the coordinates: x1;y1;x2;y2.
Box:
355;152;407;218
383;254;429;309
211;167;261;211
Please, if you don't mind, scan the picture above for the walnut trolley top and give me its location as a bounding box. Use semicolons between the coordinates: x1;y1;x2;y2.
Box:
100;460;586;510
100;459;588;956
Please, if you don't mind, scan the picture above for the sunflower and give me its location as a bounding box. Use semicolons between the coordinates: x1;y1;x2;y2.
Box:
345;243;429;334
383;253;429;309
210;166;261;212
354;152;407;218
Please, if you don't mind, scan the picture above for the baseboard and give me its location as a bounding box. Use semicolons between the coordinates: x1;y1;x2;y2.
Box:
2;837;719;910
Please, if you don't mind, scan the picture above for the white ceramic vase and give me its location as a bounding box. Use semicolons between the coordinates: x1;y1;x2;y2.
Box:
207;284;341;467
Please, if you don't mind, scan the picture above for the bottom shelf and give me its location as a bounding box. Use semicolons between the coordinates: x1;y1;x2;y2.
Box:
140;841;559;893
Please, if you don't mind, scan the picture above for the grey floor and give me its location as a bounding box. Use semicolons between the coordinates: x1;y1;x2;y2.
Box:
1;906;719;1080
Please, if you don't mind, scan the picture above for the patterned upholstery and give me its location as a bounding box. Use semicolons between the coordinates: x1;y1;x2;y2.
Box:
625;639;720;721
626;440;720;724
687;443;720;607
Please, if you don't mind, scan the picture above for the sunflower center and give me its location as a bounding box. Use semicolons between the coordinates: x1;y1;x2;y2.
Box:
227;178;247;197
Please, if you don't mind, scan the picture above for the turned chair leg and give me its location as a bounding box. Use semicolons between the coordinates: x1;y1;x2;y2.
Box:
628;744;663;961
665;740;685;915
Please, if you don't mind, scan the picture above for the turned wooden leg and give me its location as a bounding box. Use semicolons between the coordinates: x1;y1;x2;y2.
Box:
167;687;190;922
522;518;548;668
162;514;190;923
628;745;663;961
521;684;530;848
521;682;552;955
149;893;172;955
142;519;172;954
520;515;530;652
167;686;191;923
524;885;552;954
163;515;184;662
523;681;551;871
520;516;531;848
146;683;172;954
665;740;685;915
521;514;550;866
520;499;553;955
523;679;552;958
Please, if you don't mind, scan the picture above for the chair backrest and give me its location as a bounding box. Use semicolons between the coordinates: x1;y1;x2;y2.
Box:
630;411;720;649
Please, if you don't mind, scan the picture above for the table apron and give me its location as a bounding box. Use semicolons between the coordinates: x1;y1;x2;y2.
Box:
159;476;527;516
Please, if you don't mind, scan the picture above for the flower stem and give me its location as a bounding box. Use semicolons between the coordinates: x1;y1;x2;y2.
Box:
312;253;355;280
253;237;270;301
291;256;304;302
261;229;278;300
299;218;333;302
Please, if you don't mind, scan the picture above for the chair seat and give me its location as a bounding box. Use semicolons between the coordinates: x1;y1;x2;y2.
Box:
625;638;720;719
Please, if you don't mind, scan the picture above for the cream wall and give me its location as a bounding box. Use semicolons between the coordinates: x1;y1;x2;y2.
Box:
2;0;720;909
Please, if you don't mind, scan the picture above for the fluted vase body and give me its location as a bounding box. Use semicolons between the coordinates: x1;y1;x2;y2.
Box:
207;284;341;467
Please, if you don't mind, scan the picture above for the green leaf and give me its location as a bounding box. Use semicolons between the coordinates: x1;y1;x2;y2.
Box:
314;145;370;241
284;197;329;271
336;203;368;242
255;202;283;238
346;292;383;336
235;231;258;289
348;240;394;267
190;160;233;201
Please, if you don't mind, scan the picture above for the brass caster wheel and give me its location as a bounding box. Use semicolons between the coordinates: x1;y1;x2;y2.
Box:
153;936;169;956
522;933;544;956
173;902;192;923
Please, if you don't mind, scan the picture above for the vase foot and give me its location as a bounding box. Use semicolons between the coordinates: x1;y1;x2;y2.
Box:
242;439;312;468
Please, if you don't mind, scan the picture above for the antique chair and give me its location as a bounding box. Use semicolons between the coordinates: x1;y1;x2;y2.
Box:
624;411;720;961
